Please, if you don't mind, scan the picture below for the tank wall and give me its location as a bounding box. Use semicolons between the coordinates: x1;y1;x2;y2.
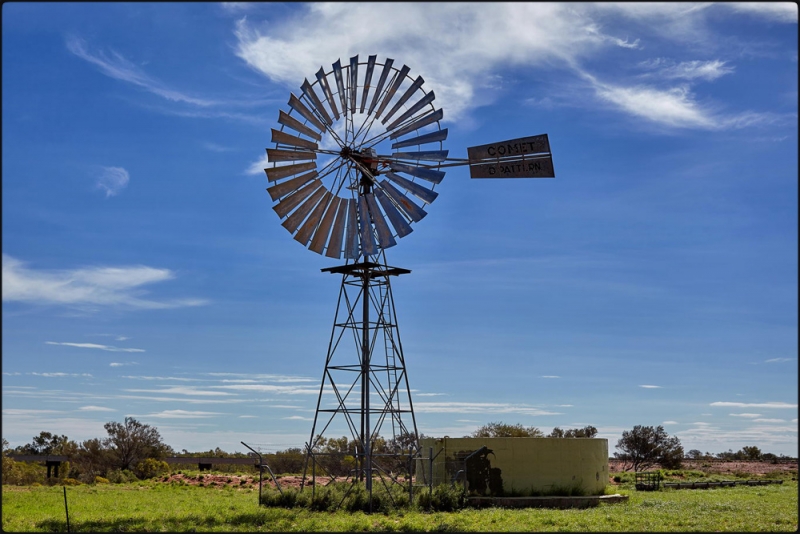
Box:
417;437;608;496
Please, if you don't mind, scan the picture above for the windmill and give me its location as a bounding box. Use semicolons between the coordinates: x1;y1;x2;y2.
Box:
264;55;554;504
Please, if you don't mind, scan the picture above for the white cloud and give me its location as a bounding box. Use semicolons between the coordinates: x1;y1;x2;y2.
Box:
416;393;447;397
711;401;797;409
211;384;320;395
413;401;561;416
639;384;662;389
753;418;786;423
143;410;224;419
2;254;208;310
764;357;794;363
109;362;139;367
232;3;650;121
96;166;130;197
540;375;561;379
245;153;269;176
662;421;678;425
639;58;735;81
66;35;216;107
232;3;776;131
46;341;145;353
730;413;762;418
722;2;799;23
78;405;116;412
124;387;236;397
31;372;93;377
282;415;313;421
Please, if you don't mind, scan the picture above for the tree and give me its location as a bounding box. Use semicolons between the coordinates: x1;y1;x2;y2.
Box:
103;417;172;471
739;446;762;461
685;449;704;460
15;432;76;456
72;438;113;480
548;426;598;438
614;425;683;471
471;422;543;438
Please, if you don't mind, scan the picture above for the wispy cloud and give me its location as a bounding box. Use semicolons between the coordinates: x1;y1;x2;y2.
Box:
764;358;794;363
2;254;208;310
662;421;678;425
540;375;561;379
282;415;313;421
638;58;735;81
124;387;236;397
31;372;93;378
109;362;139;367
753;418;786;423
721;3;799;23
95;166;130;197
233;3;778;130
143;410;224;419
639;385;662;389
711;401;797;409
78;405;116;412
46;341;145;353
66;35;217;107
729;413;762;418
413;401;561;416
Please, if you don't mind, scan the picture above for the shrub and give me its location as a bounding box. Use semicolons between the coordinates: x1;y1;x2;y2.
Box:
62;478;81;486
94;476;110;484
107;469;138;484
415;484;466;512
134;458;168;479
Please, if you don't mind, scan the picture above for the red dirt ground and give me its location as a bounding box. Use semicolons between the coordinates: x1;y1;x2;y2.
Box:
608;459;798;476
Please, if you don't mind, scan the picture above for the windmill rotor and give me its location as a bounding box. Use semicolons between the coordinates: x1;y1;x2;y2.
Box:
266;55;447;259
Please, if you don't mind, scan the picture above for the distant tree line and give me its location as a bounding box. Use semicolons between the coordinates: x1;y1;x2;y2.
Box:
3;419;794;485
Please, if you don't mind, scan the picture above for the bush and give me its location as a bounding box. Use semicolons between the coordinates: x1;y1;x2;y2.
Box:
3;461;46;485
106;469;138;484
62;478;81;486
134;458;169;479
415;484;466;512
94;476;110;484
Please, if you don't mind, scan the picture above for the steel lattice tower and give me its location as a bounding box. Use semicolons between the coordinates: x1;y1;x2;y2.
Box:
302;251;417;494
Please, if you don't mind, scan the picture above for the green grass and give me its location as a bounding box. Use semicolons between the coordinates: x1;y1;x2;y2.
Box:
2;480;797;531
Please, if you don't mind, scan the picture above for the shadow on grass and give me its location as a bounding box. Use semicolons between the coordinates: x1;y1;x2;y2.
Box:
37;511;273;532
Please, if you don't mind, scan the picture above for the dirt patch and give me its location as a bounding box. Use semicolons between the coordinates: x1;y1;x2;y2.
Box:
608;459;798;476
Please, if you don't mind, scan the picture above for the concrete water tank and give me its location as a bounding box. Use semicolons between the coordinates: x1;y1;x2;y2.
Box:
417;437;608;496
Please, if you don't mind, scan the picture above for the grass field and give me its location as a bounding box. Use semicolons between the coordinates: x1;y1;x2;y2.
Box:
2;478;797;532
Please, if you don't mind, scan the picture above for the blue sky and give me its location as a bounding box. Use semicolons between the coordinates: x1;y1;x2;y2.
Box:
2;2;798;457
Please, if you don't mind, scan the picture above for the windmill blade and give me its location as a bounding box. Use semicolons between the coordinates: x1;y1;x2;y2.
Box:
360;55;377;113
278;111;322;141
391;128;448;149
288;93;326;133
265;161;317;182
325;198;348;259
385;91;435;132
374;64;410;119
281;185;327;233
344;199;359;259
349;55;358;115
316;67;340;121
295;191;333;246
266;149;317;162
379;179;428;222
375;188;413;238
381;76;424;125
266;170;317;202
389;109;443;139
273;179;322;218
358;195;378;256
367;58;393;116
301;79;332;126
385;172;439;205
391;150;449;162
389;162;445;184
332;59;348;116
271;129;319;151
309;195;340;254
365;193;397;249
